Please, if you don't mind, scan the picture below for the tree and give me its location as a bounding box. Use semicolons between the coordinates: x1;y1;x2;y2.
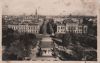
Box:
47;22;53;34
2;29;22;60
2;28;15;48
61;33;72;47
19;33;37;57
39;18;47;34
83;17;89;25
46;18;57;34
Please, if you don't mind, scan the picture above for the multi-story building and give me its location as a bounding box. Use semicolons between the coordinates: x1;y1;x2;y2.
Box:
8;24;40;34
56;24;66;34
66;22;88;34
3;10;42;34
56;20;88;34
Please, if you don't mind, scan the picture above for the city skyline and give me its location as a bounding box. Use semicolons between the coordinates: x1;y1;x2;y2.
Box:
2;0;96;16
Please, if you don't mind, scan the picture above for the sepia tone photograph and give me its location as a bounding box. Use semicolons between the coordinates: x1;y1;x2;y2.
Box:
2;0;97;61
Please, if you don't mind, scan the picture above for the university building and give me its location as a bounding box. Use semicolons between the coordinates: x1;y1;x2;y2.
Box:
3;10;41;34
7;24;40;34
56;21;88;34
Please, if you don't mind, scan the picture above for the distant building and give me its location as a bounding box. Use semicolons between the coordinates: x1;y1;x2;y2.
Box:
56;20;88;34
66;22;88;34
8;24;40;34
3;10;42;34
3;14;96;35
56;24;66;34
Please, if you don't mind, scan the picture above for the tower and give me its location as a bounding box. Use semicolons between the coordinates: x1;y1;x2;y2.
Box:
35;9;39;22
35;9;38;17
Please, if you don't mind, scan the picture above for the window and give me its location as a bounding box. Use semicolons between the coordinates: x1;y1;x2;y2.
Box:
36;31;37;33
34;27;35;29
58;27;60;29
84;27;87;31
61;27;62;29
68;27;70;30
73;27;76;30
79;26;82;30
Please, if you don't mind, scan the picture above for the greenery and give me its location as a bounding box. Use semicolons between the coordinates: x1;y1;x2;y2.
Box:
2;28;37;60
83;17;97;36
47;19;57;34
53;32;97;61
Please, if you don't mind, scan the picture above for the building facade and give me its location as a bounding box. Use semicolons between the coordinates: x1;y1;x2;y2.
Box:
56;22;88;34
56;24;66;34
8;24;40;34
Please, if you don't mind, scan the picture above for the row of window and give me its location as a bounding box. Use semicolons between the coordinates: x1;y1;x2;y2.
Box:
9;27;39;30
8;25;39;33
57;30;66;33
8;25;39;27
57;26;65;29
17;29;39;33
57;26;87;30
8;25;39;30
57;30;87;33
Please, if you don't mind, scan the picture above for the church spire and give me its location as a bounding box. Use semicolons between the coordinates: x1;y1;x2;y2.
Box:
35;9;39;22
35;9;38;16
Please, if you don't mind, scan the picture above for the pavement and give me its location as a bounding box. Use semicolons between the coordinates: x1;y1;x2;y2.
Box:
30;34;60;61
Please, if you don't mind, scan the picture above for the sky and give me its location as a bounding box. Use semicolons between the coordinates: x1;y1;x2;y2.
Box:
2;0;97;16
